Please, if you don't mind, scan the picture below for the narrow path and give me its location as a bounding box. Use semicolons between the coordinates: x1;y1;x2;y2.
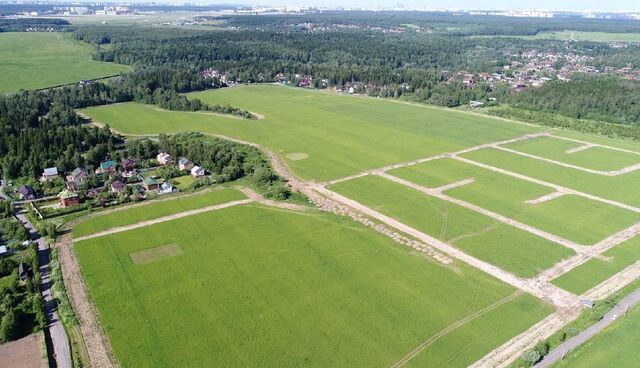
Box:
16;213;72;368
535;287;640;368
74;199;253;242
551;135;640;156
391;292;522;368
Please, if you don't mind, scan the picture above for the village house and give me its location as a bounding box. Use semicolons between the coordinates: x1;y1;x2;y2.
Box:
157;153;173;165
42;167;59;181
122;158;137;171
59;189;80;208
191;166;205;178
111;180;127;194
67;167;88;183
178;158;194;171
97;160;117;174
17;185;35;200
66;180;81;193
87;187;104;198
159;182;176;194
143;177;159;191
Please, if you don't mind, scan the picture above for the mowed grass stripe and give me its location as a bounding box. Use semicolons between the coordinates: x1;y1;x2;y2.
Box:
329;175;573;278
552;237;640;295
0;32;129;93
72;189;246;238
81;84;541;181
75;204;551;367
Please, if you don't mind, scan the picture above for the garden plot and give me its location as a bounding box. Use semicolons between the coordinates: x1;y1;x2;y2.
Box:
552;236;640;295
502;135;640;173
329;175;573;278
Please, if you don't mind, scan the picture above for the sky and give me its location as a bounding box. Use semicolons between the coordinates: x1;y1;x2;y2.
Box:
229;0;640;11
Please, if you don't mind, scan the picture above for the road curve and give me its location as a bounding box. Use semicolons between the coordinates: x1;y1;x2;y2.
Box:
535;287;640;367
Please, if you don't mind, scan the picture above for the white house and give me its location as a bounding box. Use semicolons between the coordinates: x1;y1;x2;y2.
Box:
191;166;205;178
157;153;173;165
159;182;176;194
178;158;194;171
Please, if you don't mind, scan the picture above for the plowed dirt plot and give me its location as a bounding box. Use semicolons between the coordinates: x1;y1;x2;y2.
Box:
0;332;46;368
329;175;573;278
74;203;551;367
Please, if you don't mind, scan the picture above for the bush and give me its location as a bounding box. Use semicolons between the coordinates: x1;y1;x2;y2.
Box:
520;349;542;367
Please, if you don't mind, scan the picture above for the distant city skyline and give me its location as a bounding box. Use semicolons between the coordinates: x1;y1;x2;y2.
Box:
227;0;639;12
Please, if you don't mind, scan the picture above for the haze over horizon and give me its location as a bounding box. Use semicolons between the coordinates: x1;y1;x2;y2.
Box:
226;0;638;12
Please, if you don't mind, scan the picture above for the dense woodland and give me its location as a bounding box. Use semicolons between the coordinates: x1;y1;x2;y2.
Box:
1;13;640;185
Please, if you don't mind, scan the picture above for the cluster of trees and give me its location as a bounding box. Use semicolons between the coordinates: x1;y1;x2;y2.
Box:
1;220;30;245
158;133;291;199
507;75;640;126
143;88;254;118
0;243;45;343
0;18;69;32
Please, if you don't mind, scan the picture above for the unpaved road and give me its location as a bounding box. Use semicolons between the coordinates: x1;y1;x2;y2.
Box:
16;213;72;368
535;287;640;368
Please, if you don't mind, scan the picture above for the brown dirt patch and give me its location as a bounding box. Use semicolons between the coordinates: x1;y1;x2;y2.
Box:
0;332;47;368
130;244;182;265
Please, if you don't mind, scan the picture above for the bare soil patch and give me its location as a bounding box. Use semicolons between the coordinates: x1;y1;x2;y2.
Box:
130;244;182;265
0;332;47;368
286;152;309;161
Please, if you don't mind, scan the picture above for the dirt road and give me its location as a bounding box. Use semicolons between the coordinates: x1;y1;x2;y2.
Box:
16;213;72;368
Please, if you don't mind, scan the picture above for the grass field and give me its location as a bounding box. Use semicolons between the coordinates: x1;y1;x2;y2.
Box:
329;175;573;277
171;175;195;190
503;136;640;172
0;33;129;93
552;237;640;295
554;302;640;367
522;30;640;43
80;85;541;181
462;147;640;207
75;203;551;367
72;189;245;237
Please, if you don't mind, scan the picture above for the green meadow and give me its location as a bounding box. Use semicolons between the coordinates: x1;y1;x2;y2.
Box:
461;147;640;207
503;136;640;172
72;189;245;237
552;237;640;295
554;303;640;367
74;204;551;367
0;32;129;93
80;85;541;181
329;175;573;277
522;30;640;43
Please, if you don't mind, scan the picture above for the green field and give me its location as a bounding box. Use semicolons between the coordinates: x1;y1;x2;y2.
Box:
503;136;640;172
552;237;640;295
522;30;640;43
171;175;196;190
330;175;573;277
80;85;541;181
554;302;640;367
461;148;640;207
0;33;129;93
72;189;245;237
75;203;551;367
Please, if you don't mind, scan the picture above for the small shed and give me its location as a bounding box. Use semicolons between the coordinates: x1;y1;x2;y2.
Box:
0;245;8;257
143;177;159;191
581;299;594;309
18;263;28;282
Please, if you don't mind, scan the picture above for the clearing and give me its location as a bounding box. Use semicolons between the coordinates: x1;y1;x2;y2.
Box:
0;32;129;93
0;332;47;368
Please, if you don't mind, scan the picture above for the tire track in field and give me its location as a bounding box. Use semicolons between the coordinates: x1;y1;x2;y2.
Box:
390;291;522;368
